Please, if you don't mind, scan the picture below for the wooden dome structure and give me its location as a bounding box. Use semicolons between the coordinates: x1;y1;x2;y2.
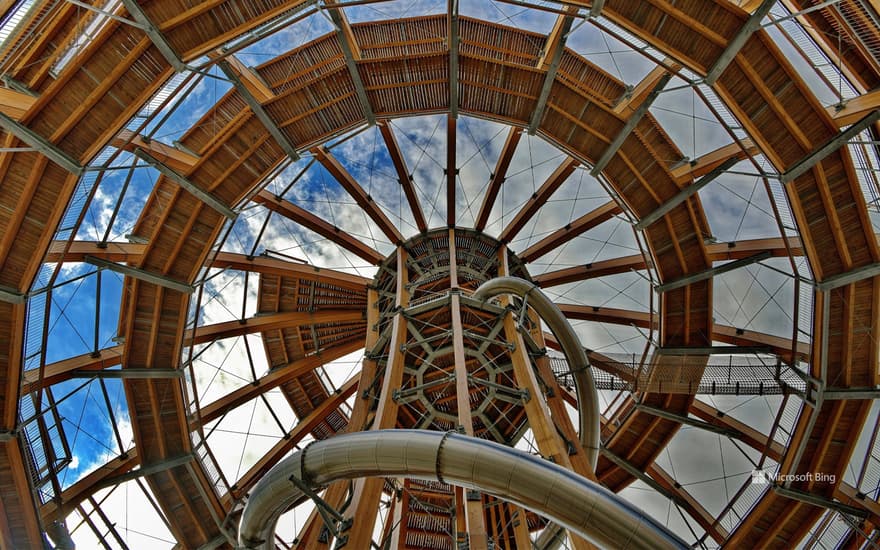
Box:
1;0;880;548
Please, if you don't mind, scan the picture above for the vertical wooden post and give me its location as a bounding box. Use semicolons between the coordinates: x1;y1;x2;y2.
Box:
340;248;410;549
497;248;596;550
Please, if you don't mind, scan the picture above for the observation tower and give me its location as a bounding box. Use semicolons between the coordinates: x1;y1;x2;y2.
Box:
0;0;880;549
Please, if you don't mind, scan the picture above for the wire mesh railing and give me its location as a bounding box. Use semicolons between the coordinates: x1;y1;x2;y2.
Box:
550;353;807;396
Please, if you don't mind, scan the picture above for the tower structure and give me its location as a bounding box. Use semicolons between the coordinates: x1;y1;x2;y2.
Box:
0;0;880;549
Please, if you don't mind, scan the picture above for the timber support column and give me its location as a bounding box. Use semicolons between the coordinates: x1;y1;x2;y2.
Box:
449;229;489;550
338;247;410;549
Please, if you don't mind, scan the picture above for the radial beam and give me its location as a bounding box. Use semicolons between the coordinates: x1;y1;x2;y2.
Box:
22;345;124;394
704;0;775;85
534;237;802;286
634;403;742;438
119;0;186;71
518;201;620;262
0;112;82;176
111;129;198;173
590;72;671;176
645;463;729;543
254;190;384;265
634;156;739;231
187;309;364;346
230;375;359;499
41;452;140;524
781;110;880;183
0;87;36;120
529;8;576;133
211;252;370;288
312;146;402;243
134;148;237;219
670;138;757;183
498;156;579;244
84;255;194;294
655;251;771;293
558;303;652;328
689;400;785;461
195;338;362;427
828;88;880;127
217;58;300;161
46;242;371;288
378;120;427;232
475;127;522;231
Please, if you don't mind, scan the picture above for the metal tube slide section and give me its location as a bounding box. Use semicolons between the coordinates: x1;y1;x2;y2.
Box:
238;430;687;550
471;276;600;470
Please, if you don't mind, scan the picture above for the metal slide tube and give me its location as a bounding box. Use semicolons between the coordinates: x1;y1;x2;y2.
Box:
237;430;687;549
472;276;600;469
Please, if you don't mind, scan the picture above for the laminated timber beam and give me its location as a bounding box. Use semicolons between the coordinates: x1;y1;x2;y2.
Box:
704;0;776;85
378;120;427;232
22;345;124;394
41;452;140;524
0;112;82;176
780;110;880;184
195;338;362;427
689;400;785;461
119;0;186;71
253;190;384;265
534;236;803;286
0;87;36;120
228;374;359;500
187;309;364;346
644;463;729;543
557;303;810;360
111;129;198;173
312;146;403;244
590;71;671;176
46;242;370;289
217;57;300;162
497;156;579;244
518;201;620;262
670;138;758;184
134;148;237;220
475;127;521;231
827;87;880;128
529;8;576;134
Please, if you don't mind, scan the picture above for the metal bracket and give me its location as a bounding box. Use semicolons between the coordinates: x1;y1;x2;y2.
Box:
289;474;351;541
